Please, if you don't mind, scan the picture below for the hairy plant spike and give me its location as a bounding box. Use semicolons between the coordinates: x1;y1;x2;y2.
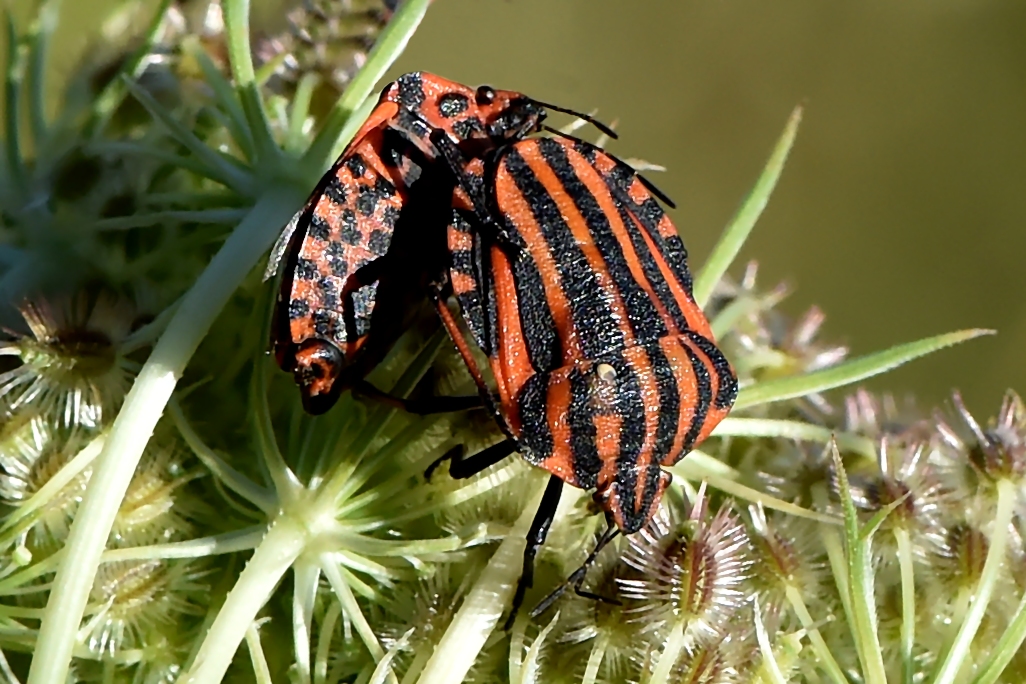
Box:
618;487;752;649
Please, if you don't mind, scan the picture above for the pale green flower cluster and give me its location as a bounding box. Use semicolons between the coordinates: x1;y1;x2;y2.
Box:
0;2;1019;684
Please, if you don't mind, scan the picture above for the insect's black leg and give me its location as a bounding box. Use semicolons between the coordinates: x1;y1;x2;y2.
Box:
353;380;484;415
529;522;621;619
426;438;518;481
504;474;563;630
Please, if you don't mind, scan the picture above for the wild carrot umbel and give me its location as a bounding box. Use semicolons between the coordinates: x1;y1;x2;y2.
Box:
0;2;1011;683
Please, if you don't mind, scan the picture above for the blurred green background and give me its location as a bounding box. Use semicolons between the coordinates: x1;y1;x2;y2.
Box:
33;0;1026;415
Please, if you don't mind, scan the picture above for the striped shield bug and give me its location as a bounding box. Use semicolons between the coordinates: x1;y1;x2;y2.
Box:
267;72;613;414
422;134;738;621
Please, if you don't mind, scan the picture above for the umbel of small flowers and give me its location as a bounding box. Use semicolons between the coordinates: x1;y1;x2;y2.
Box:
0;1;1014;684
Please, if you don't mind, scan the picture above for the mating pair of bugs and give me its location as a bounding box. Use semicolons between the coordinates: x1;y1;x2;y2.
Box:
267;72;738;622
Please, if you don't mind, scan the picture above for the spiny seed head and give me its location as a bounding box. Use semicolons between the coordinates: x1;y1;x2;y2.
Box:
933;391;1026;493
375;565;463;666
0;293;135;429
112;445;197;547
709;262;847;417
556;549;641;682
618;486;751;647
661;635;750;684
846;439;948;540
86;558;208;657
0;419;90;548
255;0;399;99
746;504;826;609
842;389;931;444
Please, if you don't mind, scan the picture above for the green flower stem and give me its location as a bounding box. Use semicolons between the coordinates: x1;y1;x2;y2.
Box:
182;515;307;684
712;417;877;459
754;606;787;684
99;526;266;563
414;474;554;684
932;478;1016;684
26;188;303;684
321;556;394;681
581;631;610;684
971;584;1026;684
893;526;916;684
783;584;847;684
646;619;685;684
246;622;274;684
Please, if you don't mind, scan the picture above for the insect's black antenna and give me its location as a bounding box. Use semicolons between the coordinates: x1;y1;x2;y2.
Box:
531;99;618;139
541;126;677;209
633;172;676;209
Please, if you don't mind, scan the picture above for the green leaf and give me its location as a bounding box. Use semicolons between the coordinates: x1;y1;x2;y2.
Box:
694;105;803;308
123;78;254;193
303;0;432;171
672;460;839;525
25;0;60;147
87;0;172;137
734;328;993;410
711;417;877;459
222;0;278;164
4;12;26;193
832;444;887;684
92;209;248;231
191;45;257;162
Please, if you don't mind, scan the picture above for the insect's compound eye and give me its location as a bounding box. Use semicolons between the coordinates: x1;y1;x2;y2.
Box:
475;85;496;106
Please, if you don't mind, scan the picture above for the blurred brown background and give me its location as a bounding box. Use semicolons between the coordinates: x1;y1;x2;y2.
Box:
43;0;1026;416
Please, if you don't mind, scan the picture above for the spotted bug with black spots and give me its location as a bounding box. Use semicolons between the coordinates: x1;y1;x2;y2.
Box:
268;72;615;413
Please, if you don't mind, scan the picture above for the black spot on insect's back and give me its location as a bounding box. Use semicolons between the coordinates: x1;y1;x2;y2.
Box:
296;257;318;281
396;72;425;109
320;277;339;309
451;117;484;141
345;155;367;178
325;242;348;277
324;175;347;205
312;310;336;338
356;188;379;217
374;175;396;198
450;249;474;275
340;209;360;244
380;205;400;230
308;214;331;241
288;298;309;319
368;230;390;256
438;92;470;118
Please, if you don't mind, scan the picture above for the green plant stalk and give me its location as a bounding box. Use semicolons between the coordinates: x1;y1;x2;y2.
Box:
754;606;787;684
646;619;686;684
580;631;610;684
414;478;557;684
712;417;877;459
932;478;1016;684
247;622;274;684
835;451;888;684
783;584;847;684
971;584;1026;684
181;516;308;684
893;526;916;684
693;105;802;308
26;189;303;684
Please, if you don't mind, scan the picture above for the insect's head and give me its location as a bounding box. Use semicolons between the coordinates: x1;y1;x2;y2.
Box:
287;338;345;415
514;346;676;534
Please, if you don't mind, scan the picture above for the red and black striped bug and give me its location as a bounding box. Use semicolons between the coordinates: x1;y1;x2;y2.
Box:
422;133;738;621
267;72;614;414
